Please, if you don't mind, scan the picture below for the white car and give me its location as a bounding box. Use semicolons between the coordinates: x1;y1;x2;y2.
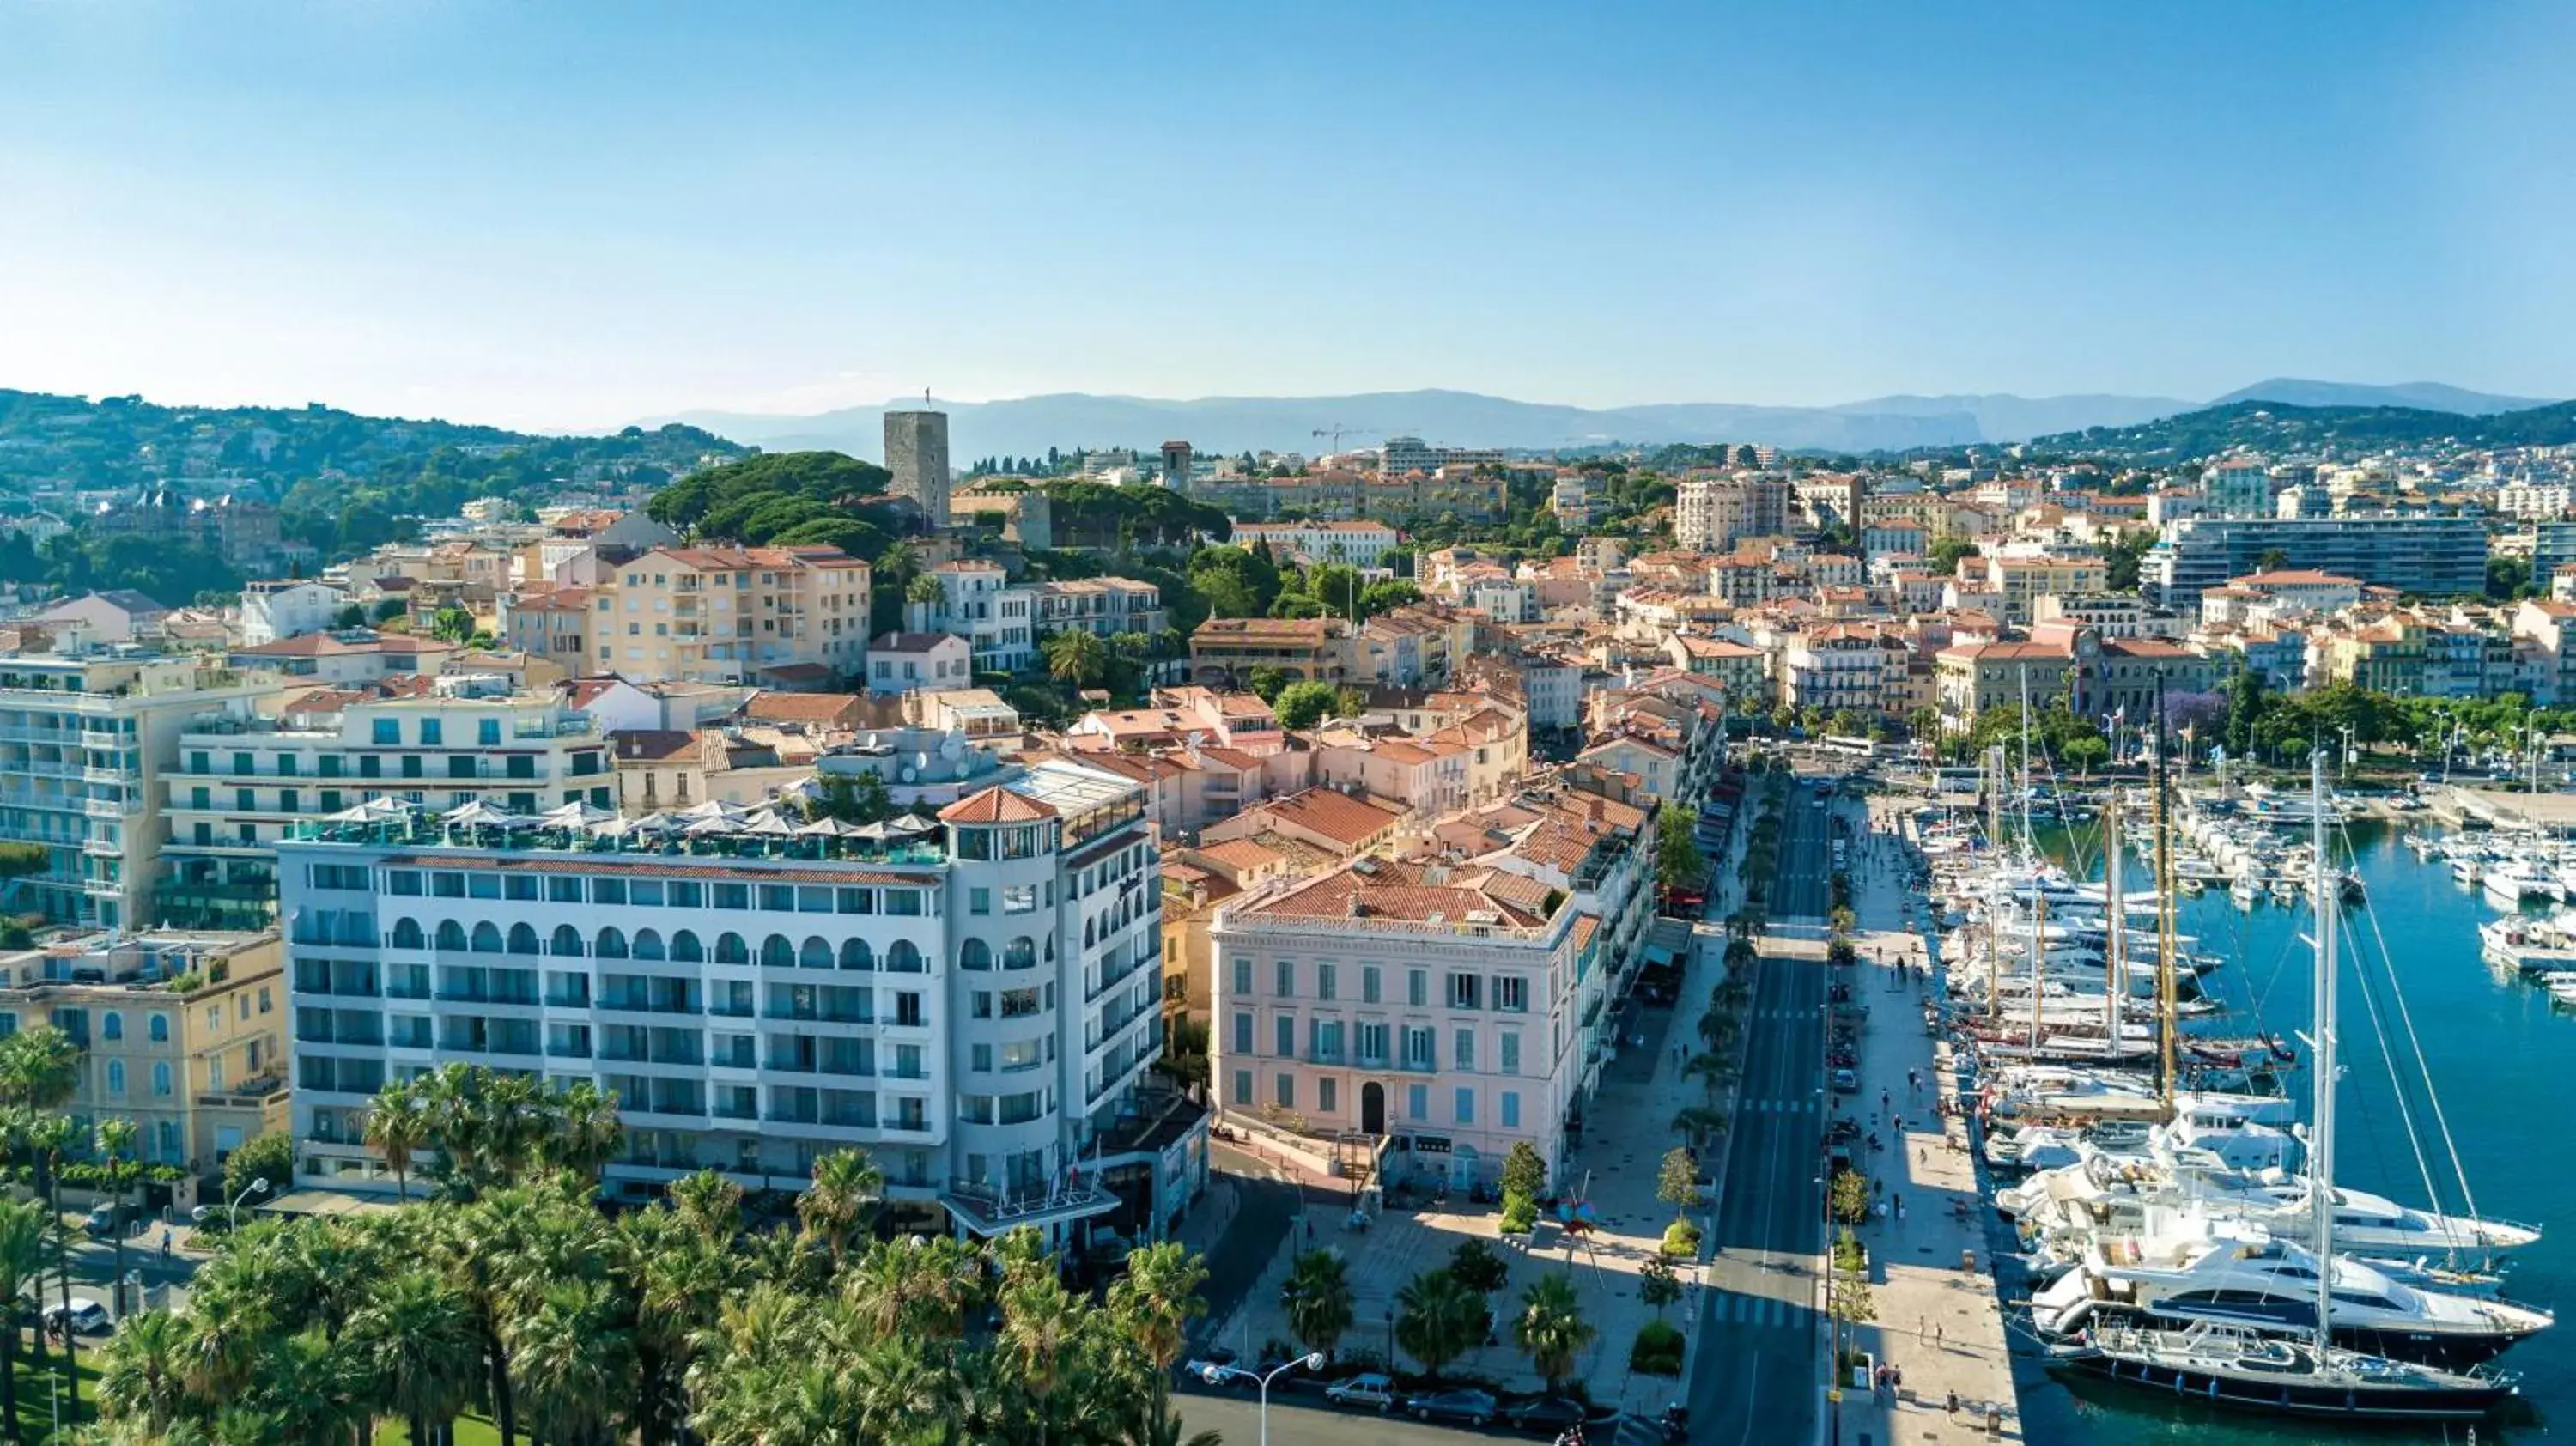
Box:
42;1297;110;1335
1325;1373;1399;1410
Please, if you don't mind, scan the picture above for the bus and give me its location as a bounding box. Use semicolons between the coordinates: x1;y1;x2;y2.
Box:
1820;734;1878;760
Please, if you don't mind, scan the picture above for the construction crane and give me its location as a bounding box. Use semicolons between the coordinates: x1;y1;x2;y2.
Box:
1312;426;1376;519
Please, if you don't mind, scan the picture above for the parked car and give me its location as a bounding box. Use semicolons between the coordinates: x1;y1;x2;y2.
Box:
1832;1067;1860;1094
1407;1388;1498;1426
1325;1373;1399;1410
1181;1349;1239;1386
42;1297;110;1335
1501;1395;1599;1434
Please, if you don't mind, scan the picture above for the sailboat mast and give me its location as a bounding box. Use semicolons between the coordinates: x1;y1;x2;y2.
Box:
2105;788;2124;1042
2018;665;2035;853
2155;674;2178;1112
2029;886;2045;1051
2310;749;2339;1354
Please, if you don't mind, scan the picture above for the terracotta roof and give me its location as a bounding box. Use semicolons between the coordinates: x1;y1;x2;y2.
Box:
563;677;633;709
744;691;861;723
1259;788;1405;847
2228;569;2360;588
939;786;1059;823
610;729;700;762
1194;838;1286;872
234;632;460;658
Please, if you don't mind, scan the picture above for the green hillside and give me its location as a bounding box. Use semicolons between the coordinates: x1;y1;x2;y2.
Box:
2033;398;2576;464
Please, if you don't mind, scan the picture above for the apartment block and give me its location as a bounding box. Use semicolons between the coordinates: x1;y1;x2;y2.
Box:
0;649;276;930
592;545;873;686
2146;515;2485;607
162;684;610;927
0;929;289;1179
276;758;1205;1243
1208;779;1650;1189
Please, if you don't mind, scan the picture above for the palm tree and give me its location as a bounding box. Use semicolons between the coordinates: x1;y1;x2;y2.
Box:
667;1169;744;1247
0;1026;81;1109
0;1195;49;1438
1044;629;1109;689
1510;1273;1596;1392
27;1111;83;1426
1672;1105;1728;1151
850;1333;949;1444
93;1306;192;1433
999;1273;1084;1446
349;1269;479;1446
93;1117;139;1318
508;1279;634;1446
362;1079;430;1202
1394;1268;1481;1381
904;572;945;605
255;1328;365;1445
908;1235;987;1339
1280;1250;1354;1358
1103;1242;1206;1402
797;1147;883;1266
544;1079;623;1181
627;1226;734;1446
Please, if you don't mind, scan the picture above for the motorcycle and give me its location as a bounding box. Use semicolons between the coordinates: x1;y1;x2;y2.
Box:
1659;1403;1690;1442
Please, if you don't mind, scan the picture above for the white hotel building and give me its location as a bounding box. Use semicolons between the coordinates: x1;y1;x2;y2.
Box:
1207;780;1652;1191
276;759;1206;1243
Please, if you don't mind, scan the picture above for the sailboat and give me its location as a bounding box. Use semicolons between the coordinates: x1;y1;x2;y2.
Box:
2042;754;2520;1419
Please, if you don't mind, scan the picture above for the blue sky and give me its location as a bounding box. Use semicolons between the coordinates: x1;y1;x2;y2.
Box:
3;1;2573;432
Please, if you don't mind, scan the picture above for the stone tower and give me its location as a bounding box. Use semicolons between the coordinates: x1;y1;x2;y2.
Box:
884;406;951;524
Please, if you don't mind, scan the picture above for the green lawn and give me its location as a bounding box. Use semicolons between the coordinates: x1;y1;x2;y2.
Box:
4;1354;103;1444
374;1415;503;1444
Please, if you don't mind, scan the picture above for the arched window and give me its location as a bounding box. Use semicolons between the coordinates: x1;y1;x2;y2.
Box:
885;939;924;974
760;934;794;969
595;927;629;960
959;939;993;971
471;921;502;954
715;933;749;965
101;1013;122;1042
550;925;584;957
1084;917;1095;947
839;939;874;971
392;918;425;950
434;920;467;952
632;929;665;962
507;923;540;956
671;930;706;963
800;937;833;970
1004;937;1036;970
148;1015;168;1043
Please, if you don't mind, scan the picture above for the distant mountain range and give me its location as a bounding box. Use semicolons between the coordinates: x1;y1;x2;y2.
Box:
659;378;2560;460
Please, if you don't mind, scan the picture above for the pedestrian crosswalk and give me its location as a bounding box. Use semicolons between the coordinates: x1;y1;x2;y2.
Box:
1753;1006;1823;1020
1741;1097;1821;1115
1711;1290;1802;1328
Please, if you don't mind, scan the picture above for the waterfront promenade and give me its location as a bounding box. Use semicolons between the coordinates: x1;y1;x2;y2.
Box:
1822;783;2022;1444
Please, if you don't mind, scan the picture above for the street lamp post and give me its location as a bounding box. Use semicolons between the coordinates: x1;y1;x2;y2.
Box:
228;1177;270;1230
1219;1352;1324;1446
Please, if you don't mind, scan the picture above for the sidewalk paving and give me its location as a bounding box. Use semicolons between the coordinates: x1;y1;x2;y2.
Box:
1826;788;2022;1443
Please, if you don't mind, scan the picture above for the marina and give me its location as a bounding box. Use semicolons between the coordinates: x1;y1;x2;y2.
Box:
1893;749;2575;1441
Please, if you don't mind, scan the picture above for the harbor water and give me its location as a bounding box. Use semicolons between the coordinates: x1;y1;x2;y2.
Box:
2008;819;2572;1443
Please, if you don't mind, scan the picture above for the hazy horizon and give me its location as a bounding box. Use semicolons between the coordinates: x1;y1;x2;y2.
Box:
7;2;2576;432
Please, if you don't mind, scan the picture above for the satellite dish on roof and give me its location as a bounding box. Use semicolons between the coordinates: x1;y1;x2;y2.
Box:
915;751;931;772
900;766;917;783
939;736;963;761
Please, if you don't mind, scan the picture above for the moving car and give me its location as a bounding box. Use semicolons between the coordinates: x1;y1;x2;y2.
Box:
1180;1349;1238;1386
1500;1394;1604;1434
1325;1373;1399;1410
43;1297;110;1335
1408;1388;1499;1426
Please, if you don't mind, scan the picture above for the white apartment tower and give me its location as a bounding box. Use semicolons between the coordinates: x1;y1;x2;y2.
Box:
276;758;1203;1244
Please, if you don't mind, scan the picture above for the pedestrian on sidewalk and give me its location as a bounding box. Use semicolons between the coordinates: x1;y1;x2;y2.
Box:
1935;1321;1945;1349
